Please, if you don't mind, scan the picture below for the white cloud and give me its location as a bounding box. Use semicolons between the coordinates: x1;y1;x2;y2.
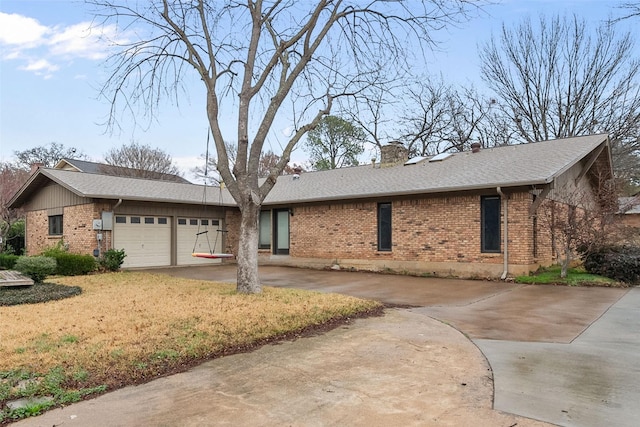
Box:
0;12;50;46
21;59;59;73
48;22;117;60
0;12;124;77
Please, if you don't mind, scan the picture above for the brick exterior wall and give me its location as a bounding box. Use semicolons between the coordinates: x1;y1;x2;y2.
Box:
26;202;113;256
225;190;556;278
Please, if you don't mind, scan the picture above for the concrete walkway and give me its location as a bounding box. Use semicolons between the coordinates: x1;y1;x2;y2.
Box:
12;265;636;426
12;309;547;427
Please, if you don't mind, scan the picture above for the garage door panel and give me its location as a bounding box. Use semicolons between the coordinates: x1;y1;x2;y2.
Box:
177;217;224;265
114;215;171;268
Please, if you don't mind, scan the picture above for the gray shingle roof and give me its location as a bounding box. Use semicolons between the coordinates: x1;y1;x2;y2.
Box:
264;134;609;204
56;158;191;183
10;134;610;209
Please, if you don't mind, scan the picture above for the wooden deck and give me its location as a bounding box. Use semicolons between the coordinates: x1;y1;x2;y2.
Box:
0;270;34;287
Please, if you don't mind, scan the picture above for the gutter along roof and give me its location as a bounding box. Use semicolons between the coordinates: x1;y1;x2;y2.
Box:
9;134;610;209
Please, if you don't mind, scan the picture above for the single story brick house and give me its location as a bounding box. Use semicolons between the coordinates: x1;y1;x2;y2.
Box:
9;134;613;278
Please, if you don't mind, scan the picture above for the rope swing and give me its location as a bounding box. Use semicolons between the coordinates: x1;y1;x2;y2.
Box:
192;129;234;260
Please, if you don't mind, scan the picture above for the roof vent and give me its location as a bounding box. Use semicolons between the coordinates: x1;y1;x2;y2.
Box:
428;152;453;162
471;142;482;153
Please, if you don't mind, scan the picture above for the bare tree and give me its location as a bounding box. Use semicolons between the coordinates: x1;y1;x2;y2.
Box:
399;78;452;156
14;142;86;169
192;140;239;185
101;142;184;181
0;162;29;253
91;0;482;293
340;75;403;158
612;2;640;21
479;14;640;185
538;170;621;278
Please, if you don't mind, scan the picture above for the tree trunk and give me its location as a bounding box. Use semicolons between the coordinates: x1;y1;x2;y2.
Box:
560;244;571;279
236;201;261;294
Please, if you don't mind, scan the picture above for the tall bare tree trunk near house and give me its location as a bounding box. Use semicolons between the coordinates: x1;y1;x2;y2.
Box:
91;0;483;293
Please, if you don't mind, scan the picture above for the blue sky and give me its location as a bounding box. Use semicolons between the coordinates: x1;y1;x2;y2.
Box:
0;0;635;182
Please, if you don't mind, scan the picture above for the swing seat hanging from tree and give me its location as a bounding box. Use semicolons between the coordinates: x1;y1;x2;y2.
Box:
192;130;234;260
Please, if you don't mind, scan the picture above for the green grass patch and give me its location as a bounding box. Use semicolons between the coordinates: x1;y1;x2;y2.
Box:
0;367;106;423
515;265;620;286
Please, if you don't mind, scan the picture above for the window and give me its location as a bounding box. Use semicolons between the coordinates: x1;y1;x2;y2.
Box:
158;217;168;225
178;218;187;225
190;219;198;226
259;210;271;249
130;217;141;224
378;203;392;251
481;196;501;253
115;216;126;224
144;217;154;224
48;215;63;235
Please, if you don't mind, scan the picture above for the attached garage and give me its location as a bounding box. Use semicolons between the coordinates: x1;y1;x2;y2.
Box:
113;215;171;268
177;217;225;265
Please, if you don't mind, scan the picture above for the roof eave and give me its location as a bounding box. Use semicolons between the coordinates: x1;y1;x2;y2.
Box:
263;179;552;206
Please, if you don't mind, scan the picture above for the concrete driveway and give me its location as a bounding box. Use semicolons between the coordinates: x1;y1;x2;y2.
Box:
153;265;637;427
13;265;637;427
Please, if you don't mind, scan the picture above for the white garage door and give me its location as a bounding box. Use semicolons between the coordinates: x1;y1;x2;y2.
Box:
177;217;224;265
113;215;171;268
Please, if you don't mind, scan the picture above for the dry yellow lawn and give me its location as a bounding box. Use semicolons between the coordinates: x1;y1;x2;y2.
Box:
0;271;381;388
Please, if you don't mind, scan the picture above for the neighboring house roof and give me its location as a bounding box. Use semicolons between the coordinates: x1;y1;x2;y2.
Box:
54;158;191;184
619;197;640;215
10;134;611;209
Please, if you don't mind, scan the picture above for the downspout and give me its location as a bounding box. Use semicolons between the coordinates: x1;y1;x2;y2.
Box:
496;187;508;280
111;199;123;249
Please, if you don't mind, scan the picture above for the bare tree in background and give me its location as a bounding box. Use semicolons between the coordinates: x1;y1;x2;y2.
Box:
14;142;87;169
612;2;640;21
341;75;403;159
400;78;452;156
101;142;184;181
91;0;482;293
399;81;505;155
480;14;640;186
0;163;29;253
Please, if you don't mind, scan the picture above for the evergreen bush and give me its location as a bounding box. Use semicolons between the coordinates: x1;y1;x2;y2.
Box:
0;254;19;270
99;249;126;272
14;256;57;284
582;245;640;285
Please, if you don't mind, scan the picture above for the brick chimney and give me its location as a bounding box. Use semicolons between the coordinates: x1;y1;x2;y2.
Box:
380;141;409;166
30;162;44;174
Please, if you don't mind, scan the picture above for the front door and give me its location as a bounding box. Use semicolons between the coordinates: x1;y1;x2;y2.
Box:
273;209;290;255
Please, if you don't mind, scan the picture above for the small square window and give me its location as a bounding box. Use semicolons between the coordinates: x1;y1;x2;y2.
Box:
178;218;187;225
115;216;126;224
201;219;209;226
158;217;168;225
130;217;141;224
48;215;63;235
212;220;220;226
190;219;198;225
145;217;154;224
